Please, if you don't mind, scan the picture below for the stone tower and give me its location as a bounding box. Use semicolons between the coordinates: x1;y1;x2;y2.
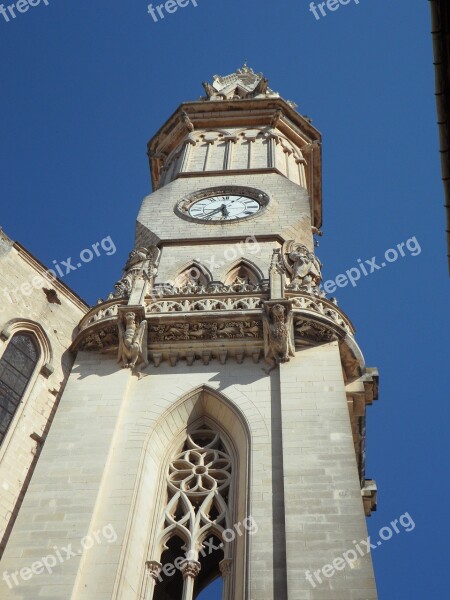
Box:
0;66;379;600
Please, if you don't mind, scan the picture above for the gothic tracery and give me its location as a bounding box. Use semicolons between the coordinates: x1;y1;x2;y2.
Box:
152;426;233;599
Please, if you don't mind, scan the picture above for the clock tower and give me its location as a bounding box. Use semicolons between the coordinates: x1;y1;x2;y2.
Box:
0;66;379;600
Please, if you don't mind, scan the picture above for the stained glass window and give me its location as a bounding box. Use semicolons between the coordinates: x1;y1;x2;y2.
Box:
0;334;39;444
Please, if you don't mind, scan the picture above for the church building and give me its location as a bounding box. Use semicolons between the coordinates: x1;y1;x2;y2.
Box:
0;66;379;599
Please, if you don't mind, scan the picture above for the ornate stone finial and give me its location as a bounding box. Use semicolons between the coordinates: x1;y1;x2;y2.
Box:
282;241;323;295
117;308;148;369
146;560;162;582
269;249;286;299
262;300;295;370
111;246;160;301
180;559;201;579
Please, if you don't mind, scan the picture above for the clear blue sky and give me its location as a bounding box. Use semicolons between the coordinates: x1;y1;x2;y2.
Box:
1;1;449;598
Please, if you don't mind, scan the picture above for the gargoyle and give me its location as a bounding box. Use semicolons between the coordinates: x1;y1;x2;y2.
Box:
202;81;217;99
118;312;148;369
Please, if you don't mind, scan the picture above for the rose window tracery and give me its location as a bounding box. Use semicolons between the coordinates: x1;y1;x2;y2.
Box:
168;429;232;498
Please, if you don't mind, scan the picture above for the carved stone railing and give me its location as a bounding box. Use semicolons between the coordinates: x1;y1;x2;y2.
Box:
146;295;266;314
79;299;127;331
287;292;354;336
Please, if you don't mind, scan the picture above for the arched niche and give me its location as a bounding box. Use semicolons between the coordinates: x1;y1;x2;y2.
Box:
113;386;251;600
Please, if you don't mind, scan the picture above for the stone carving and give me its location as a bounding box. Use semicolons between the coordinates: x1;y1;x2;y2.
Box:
146;561;162;582
151;279;268;298
294;319;338;343
82;302;122;330
290;296;351;333
220;559;232;576
117;311;148;369
148;296;264;314
150;320;261;342
270;108;283;129
79;326;119;351
269;249;286;299
180;110;194;132
180;560;201;579
283;241;322;294
111;246;160;299
202;80;218;99
262;301;295;368
253;76;269;95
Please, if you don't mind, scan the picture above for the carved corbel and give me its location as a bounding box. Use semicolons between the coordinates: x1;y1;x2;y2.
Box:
270;108;284;129
262;300;295;370
117;307;148;370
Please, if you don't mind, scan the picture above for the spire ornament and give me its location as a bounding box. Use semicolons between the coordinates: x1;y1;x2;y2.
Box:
201;65;279;101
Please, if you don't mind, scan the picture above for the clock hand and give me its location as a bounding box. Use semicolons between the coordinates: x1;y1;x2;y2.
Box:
204;204;226;220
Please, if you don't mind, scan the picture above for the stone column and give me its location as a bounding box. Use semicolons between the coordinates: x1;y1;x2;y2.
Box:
181;559;201;600
145;561;162;599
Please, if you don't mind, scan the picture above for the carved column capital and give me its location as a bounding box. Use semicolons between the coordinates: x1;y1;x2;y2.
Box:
180;559;201;579
219;558;232;577
146;560;162;582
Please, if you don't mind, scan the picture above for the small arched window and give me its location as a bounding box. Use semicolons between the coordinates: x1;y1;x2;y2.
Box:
0;333;40;444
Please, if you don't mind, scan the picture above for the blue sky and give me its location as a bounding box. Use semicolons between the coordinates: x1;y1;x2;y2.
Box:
1;0;449;598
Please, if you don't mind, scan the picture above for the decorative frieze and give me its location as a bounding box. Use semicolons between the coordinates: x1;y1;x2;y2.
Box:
294;318;339;344
150;320;262;343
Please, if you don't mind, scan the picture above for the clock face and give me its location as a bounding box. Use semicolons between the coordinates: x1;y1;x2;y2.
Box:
188;195;261;221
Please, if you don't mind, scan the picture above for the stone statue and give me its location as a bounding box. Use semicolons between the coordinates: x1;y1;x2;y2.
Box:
117;312;148;369
282;241;322;294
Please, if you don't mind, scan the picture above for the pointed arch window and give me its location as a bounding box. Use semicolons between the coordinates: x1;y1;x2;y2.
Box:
173;262;212;293
224;260;263;290
151;425;234;600
0;333;40;444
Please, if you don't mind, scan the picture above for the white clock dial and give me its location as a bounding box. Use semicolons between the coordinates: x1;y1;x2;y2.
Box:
188;195;261;221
